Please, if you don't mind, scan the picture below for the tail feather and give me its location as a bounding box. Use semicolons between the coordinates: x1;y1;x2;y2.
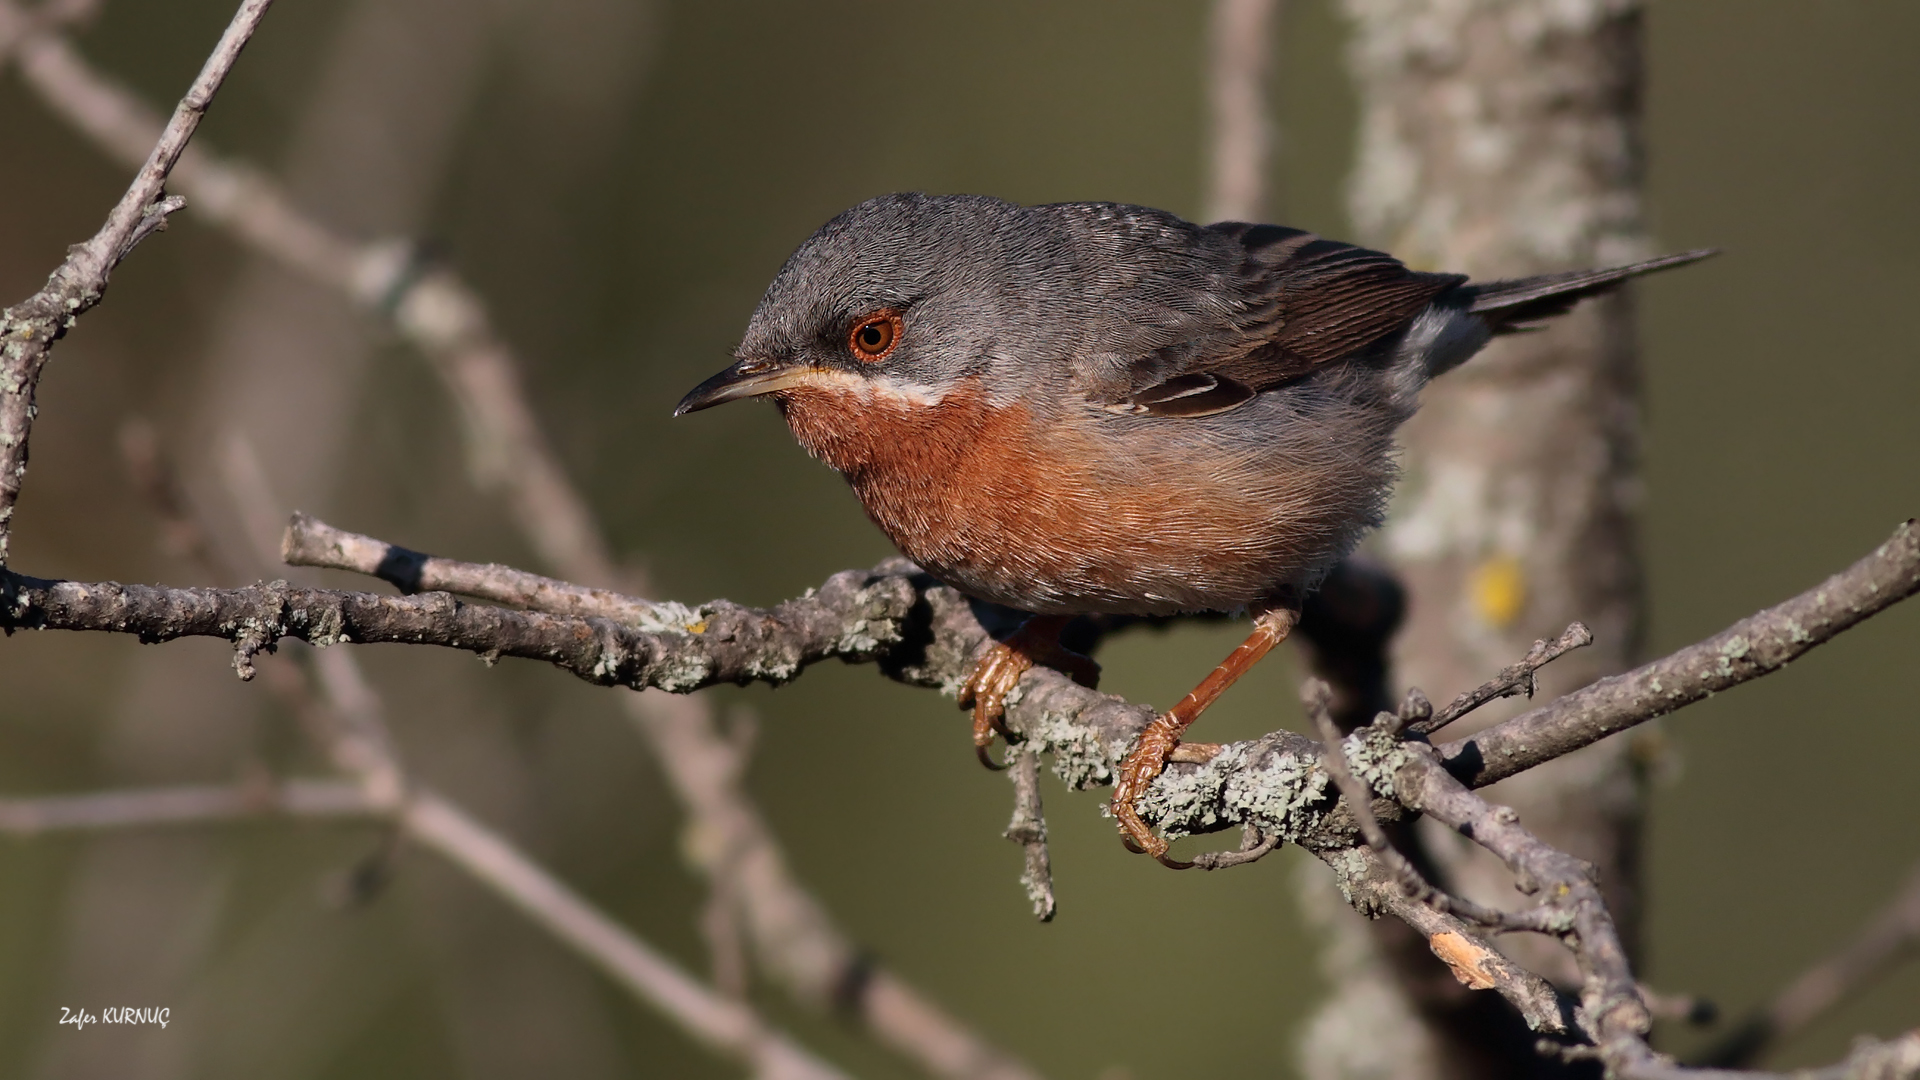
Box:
1469;249;1717;333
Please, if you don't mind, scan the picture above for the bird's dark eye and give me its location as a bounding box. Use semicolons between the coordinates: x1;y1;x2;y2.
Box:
847;310;903;363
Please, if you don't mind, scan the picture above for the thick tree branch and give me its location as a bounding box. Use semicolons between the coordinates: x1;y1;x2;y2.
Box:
0;0;271;566
1441;521;1920;789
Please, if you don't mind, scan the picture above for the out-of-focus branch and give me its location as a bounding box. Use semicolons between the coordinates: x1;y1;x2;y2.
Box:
0;0;271;566
0;778;373;832
0;775;851;1080
1203;0;1281;223
212;431;855;1080
401;788;851;1080
1441;521;1920;788
1703;860;1920;1069
0;0;602;581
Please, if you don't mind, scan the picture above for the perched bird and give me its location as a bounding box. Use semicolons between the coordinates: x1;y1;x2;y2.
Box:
676;193;1710;863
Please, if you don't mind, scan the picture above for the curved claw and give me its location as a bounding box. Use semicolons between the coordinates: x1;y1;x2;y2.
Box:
1110;713;1184;859
974;743;1008;772
960;641;1031;770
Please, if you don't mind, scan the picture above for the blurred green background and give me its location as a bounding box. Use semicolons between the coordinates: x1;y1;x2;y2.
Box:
0;1;1914;1077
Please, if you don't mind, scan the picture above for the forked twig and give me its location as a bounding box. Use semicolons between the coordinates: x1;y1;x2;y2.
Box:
1408;622;1593;736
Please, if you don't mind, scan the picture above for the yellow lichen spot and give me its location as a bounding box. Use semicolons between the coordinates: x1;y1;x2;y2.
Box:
1470;555;1526;628
685;619;708;635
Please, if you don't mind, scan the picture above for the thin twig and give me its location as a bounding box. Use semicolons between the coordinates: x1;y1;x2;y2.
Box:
0;0;272;566
1409;622;1593;736
282;511;658;623
1189;825;1279;870
1002;744;1056;922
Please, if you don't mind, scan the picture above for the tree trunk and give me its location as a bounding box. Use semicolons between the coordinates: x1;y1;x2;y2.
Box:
1304;2;1651;1077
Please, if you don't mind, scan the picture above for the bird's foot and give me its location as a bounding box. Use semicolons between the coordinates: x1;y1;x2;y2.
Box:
1110;710;1194;868
1108;604;1300;867
957;615;1099;770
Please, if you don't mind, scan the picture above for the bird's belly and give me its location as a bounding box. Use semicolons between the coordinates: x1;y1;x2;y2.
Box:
851;421;1358;617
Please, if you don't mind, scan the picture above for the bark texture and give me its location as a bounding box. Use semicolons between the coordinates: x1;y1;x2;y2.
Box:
1314;2;1652;1078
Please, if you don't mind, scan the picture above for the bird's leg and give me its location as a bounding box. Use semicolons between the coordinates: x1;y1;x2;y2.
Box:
957;614;1100;770
1111;605;1299;866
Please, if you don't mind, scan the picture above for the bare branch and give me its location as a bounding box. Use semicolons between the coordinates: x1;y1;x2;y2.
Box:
1335;845;1570;1034
0;779;850;1080
8;519;1919;862
1442;520;1920;789
1409;622;1593;736
0;0;272;565
283;511;656;623
0;778;373;832
0;0;605;583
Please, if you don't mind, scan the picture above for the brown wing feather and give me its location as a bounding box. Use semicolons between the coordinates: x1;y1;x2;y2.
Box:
1116;224;1464;413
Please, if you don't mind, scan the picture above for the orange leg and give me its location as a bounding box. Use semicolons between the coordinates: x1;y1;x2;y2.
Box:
957;615;1100;769
1111;605;1299;865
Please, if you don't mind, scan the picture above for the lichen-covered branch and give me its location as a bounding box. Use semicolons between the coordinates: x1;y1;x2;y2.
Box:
9;518;1916;863
1441;520;1920;789
0;563;917;690
0;0;272;566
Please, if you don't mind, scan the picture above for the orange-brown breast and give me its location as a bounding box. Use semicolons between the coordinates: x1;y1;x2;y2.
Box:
776;377;1357;615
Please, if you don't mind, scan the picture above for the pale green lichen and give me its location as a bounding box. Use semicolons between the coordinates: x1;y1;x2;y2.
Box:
1716;634;1751;675
1138;739;1329;844
1341;726;1416;800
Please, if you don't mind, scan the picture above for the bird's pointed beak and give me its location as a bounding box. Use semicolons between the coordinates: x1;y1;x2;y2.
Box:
673;359;815;416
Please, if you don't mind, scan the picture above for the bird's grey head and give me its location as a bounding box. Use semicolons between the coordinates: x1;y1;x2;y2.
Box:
674;192;1085;415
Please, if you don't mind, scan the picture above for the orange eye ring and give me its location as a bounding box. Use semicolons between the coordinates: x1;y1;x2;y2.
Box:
848;309;904;363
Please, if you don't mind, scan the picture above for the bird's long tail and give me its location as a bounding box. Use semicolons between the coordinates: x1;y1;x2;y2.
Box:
1468;248;1718;334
